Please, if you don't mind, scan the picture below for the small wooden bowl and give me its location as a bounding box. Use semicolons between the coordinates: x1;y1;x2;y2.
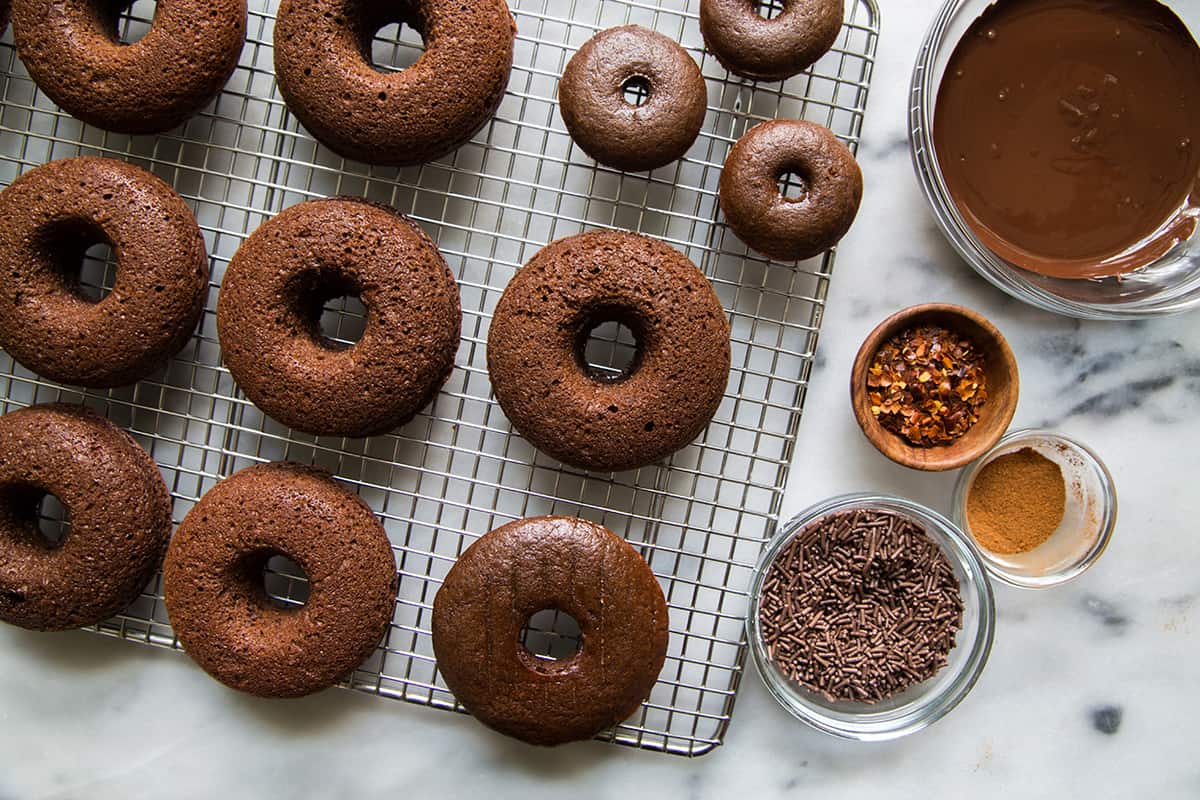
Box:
850;304;1019;472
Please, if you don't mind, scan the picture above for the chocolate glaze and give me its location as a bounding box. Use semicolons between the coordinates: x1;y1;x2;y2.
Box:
934;0;1200;279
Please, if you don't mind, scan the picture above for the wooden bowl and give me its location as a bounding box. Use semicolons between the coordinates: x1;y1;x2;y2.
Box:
850;304;1019;472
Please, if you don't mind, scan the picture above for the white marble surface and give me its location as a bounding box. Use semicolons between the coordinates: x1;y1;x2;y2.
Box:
3;0;1199;796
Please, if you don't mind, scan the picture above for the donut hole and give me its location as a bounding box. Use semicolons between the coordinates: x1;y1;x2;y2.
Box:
97;0;157;46
519;608;582;666
40;219;117;304
621;76;653;107
353;3;426;75
574;308;645;383
35;493;71;547
245;551;311;610
77;243;119;303
293;269;368;350
754;0;788;20
776;167;813;202
318;294;368;349
0;485;70;549
369;22;425;73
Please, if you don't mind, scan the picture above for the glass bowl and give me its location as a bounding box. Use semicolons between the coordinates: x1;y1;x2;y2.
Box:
746;493;995;741
952;429;1118;588
909;0;1200;319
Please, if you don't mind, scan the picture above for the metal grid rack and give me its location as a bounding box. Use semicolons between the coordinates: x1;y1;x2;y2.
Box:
0;0;878;757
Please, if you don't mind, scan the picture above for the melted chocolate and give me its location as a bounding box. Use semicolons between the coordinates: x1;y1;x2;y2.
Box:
934;0;1200;279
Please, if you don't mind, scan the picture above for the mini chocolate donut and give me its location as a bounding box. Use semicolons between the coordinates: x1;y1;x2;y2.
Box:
0;404;172;632
163;462;397;698
0;157;209;388
487;230;730;473
700;0;843;81
217;197;461;438
558;25;707;172
719;119;863;261
11;0;246;133
273;0;516;165
432;516;668;746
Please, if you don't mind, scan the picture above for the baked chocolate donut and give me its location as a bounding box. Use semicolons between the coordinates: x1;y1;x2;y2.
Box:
0;157;209;388
0;404;172;631
700;0;843;81
487;230;730;473
719;119;863;261
558;25;707;172
432;516;668;746
217;198;461;438
273;0;516;165
11;0;246;133
163;462;397;698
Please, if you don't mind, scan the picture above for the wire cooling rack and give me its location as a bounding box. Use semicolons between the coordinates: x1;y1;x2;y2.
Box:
0;0;878;756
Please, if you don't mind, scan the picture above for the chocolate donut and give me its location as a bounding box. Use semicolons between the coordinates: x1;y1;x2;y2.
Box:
11;0;246;133
558;25;707;172
487;230;730;473
432;516;668;746
163;462;397;698
0;157;209;388
719;120;863;261
0;404;172;632
273;0;515;165
217;198;461;438
700;0;843;81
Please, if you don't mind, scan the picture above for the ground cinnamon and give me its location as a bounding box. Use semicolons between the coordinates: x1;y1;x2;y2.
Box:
966;447;1066;554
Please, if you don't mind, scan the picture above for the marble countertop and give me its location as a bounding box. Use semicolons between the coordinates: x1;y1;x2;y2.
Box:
2;0;1197;797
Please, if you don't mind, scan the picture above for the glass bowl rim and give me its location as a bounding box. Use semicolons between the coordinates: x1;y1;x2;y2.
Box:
951;428;1119;588
746;492;996;741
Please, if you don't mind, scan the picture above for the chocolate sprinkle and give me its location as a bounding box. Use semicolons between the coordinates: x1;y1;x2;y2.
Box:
759;509;965;703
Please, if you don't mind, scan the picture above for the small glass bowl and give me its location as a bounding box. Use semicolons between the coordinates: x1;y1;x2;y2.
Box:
953;430;1118;589
747;493;995;741
909;0;1200;319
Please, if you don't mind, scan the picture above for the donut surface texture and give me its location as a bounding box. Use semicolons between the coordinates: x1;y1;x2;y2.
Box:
558;25;707;172
0;156;209;388
700;0;843;81
273;0;516;165
719;119;863;261
0;404;172;631
163;462;398;698
217;197;461;438
486;230;730;473
11;0;246;133
432;516;669;746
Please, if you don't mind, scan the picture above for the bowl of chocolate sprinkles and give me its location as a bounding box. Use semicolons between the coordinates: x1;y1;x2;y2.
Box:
747;494;995;740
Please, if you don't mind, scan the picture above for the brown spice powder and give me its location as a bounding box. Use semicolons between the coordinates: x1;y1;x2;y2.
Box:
966;447;1066;554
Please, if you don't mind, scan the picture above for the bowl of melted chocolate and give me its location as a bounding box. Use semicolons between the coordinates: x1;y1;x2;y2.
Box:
911;0;1200;317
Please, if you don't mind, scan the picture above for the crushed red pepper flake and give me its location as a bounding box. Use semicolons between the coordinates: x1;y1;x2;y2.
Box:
867;324;987;447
